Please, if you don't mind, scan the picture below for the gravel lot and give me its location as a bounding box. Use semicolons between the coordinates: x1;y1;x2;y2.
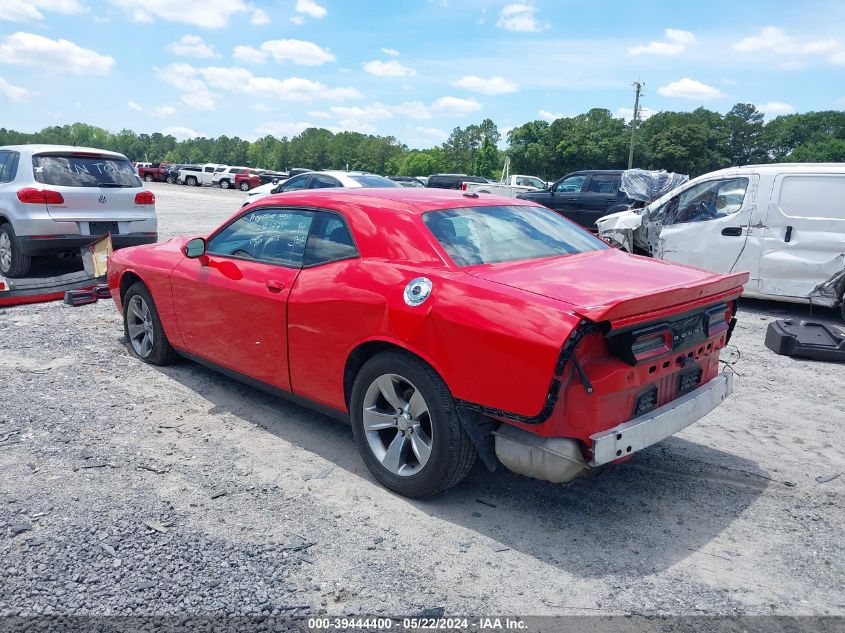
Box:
1;182;843;620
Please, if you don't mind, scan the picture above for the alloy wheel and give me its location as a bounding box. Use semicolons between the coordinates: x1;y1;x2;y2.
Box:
0;232;11;273
127;295;154;358
362;373;434;476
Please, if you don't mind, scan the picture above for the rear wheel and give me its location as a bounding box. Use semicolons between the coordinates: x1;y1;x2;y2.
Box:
350;351;476;497
220;179;230;189
123;282;176;366
0;223;32;278
239;181;250;191
186;176;197;186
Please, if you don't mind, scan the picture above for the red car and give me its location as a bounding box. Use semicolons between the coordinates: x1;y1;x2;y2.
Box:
234;170;262;191
107;189;747;497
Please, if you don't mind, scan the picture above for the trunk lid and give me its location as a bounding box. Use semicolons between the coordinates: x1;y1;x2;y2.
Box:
466;249;748;324
33;152;152;224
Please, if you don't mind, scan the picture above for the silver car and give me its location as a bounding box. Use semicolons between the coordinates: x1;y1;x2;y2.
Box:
0;144;158;278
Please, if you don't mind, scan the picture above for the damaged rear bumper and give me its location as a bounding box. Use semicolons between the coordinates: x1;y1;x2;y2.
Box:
589;371;734;466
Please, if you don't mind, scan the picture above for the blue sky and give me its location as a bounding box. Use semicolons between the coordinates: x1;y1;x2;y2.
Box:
1;0;844;147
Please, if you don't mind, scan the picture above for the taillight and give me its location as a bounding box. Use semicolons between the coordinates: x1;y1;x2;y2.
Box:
630;326;673;362
135;191;155;205
461;183;468;190
17;188;64;204
704;305;730;336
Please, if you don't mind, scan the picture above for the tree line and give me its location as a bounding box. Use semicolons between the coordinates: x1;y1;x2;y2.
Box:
1;103;842;181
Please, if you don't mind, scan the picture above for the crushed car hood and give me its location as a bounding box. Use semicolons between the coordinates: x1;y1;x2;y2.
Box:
466;249;748;324
596;210;644;252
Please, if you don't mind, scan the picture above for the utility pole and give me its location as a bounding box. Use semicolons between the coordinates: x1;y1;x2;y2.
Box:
628;81;644;169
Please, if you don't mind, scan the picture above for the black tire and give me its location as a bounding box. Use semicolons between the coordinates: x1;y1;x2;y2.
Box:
167;176;175;184
350;351;476;497
187;176;197;187
840;295;845;323
122;282;176;366
0;223;32;278
239;181;250;191
144;175;153;182
219;179;230;189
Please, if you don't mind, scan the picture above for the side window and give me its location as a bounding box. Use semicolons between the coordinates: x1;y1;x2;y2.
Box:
204;166;214;173
279;175;310;192
670;178;750;224
586;174;616;194
0;151;10;182
309;174;341;189
207;208;314;267
554;175;586;193
304;212;359;266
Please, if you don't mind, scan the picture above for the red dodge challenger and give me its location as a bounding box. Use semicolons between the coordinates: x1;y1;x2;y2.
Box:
108;188;747;497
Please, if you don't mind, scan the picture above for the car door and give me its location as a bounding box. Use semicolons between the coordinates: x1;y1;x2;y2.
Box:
277;174;312;193
547;173;588;222
287;211;362;410
757;172;845;301
654;175;760;280
171;207;315;391
578;173;621;230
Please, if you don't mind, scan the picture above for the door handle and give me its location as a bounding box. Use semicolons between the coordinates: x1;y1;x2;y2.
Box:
266;280;286;293
721;227;743;237
784;226;793;243
567;197;578;203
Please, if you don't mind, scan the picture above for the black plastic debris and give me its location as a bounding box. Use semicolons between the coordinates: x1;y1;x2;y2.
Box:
765;319;845;362
63;289;98;306
93;284;112;300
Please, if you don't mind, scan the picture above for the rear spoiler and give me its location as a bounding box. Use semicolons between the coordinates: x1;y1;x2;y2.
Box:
571;271;749;327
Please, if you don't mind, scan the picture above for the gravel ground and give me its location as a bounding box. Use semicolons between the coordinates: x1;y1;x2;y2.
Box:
1;182;843;620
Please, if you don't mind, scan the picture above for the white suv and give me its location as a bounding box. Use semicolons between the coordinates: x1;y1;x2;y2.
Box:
212;166;248;189
0;144;157;278
179;163;227;186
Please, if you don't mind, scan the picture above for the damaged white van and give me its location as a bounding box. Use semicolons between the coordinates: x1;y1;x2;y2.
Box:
597;163;845;319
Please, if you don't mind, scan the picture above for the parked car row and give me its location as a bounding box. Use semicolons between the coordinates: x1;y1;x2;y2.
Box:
132;161;294;191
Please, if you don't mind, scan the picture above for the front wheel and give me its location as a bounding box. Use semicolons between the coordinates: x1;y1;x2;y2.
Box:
219;179;230;189
239;181;250;191
0;223;32;278
186;176;197;186
123;282;176;366
350;352;476;497
144;175;153;182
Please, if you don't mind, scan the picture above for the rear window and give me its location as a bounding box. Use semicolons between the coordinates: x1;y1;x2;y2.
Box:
424;205;608;267
33;154;141;188
348;174;398;187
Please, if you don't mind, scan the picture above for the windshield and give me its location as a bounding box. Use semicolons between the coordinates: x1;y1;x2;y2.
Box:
33;154;141;188
424;205;608;267
349;174;399;187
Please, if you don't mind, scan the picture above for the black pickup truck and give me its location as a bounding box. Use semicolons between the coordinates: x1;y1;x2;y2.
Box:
516;169;634;231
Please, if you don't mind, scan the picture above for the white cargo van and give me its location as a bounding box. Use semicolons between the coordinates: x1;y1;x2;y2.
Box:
596;163;845;318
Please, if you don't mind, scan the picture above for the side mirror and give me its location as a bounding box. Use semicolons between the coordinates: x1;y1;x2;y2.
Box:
184;237;207;259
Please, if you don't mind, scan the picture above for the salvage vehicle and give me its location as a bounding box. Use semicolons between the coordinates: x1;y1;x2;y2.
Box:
234;169;263;191
425;174;488;190
212;166;248;189
463;174;547;197
596;163;845;319
108;188;746;497
179;163;226;187
0;144;157;278
516;169;635;231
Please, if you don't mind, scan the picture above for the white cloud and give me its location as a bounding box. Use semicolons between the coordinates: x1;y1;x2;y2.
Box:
253;103;272;111
151;105;176;117
110;0;251;28
256;121;314;137
162;126;204;140
452;75;518;95
250;8;270;25
734;26;843;66
415;126;447;141
168;34;218;59
756;101;795;116
295;0;326;19
496;3;546;33
629;28;696;55
323;103;394;133
0;32;115;75
127;100;143;112
0;76;36;102
307;110;333;119
615;107;654;122
2;0;87;22
181;92;216;111
432;96;482;114
381;48;400;56
363;59;416;77
194;65;360;103
393;101;432;120
232;39;335;65
657;77;726;101
538;109;564;121
289;16;305;25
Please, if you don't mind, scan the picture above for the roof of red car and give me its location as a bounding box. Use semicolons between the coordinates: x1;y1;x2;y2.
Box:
256;187;537;215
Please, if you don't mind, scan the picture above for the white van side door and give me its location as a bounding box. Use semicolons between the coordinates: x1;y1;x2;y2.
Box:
654;174;762;283
757;173;845;305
